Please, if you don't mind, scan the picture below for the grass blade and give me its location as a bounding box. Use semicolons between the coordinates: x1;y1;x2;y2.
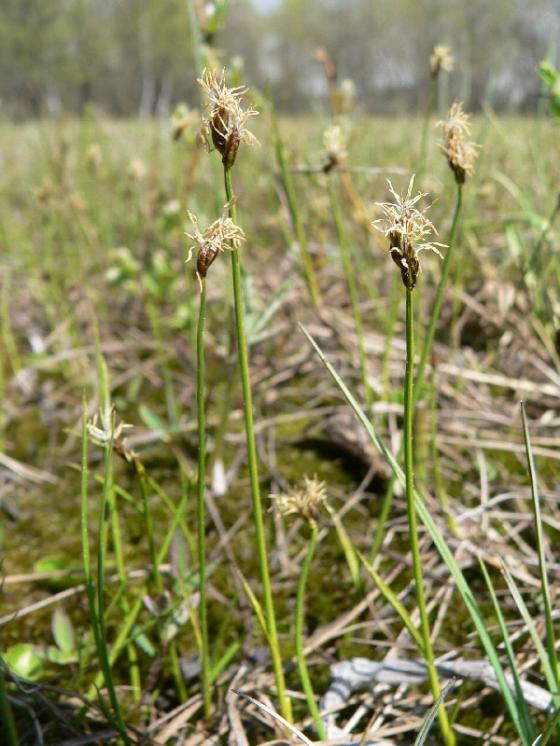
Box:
535;706;560;746
501;563;557;697
415;678;456;746
300;323;528;741
358;551;424;652
521;402;560;704
479;558;536;743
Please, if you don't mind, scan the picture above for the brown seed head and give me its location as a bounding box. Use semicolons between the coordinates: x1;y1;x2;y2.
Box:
437;102;480;184
373;176;445;290
186;205;246;286
198;69;259;167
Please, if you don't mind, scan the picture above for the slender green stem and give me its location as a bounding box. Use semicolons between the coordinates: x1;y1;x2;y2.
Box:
109;492;141;699
521;403;560;701
414;185;462;403
369;274;400;561
138;468;187;701
97;424;128;729
139;472;161;592
90;481;191;697
187;0;205;80
381;272;400;404
370;186;463;562
1;271;21;376
275;125;321;309
81;400;130;744
430;376;458;536
295;521;326;739
224;165;291;722
328;176;373;413
146;300;180;431
405;289;454;746
526;194;560;273
418;79;437;176
0;667;17;746
196;278;211;718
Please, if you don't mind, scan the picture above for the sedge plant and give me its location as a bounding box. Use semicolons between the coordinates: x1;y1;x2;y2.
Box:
273;115;321;309
323;125;374;414
418;45;454;174
302;322;554;745
415;102;479;393
374;176;455;745
370;102;479;558
271;477;329;739
186;205;247;717
196;69;292;721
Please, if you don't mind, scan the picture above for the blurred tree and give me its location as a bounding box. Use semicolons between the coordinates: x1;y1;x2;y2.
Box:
0;0;66;115
0;0;557;118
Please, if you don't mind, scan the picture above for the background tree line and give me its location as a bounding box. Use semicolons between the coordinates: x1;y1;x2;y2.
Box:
0;0;558;119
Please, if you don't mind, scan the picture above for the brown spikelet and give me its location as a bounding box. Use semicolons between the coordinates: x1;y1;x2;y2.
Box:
373;177;446;290
437;102;480;184
198;69;259;167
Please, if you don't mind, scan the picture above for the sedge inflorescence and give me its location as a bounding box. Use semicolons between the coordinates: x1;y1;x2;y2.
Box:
186;206;246;285
198;68;259;167
374;176;445;290
437;101;480;184
430;44;454;78
87;407;139;464
322;124;348;172
270;476;328;521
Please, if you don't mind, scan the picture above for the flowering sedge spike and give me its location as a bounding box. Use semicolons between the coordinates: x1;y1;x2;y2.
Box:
373;176;446;290
186;205;246;286
322;124;348;173
198;68;259;167
430;44;455;78
270;476;328;520
87;408;139;464
437;102;480;184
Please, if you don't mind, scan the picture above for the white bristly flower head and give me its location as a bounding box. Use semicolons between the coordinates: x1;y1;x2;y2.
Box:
437;101;480;184
430;45;455;78
87;407;138;463
198;68;259;167
373;176;446;289
322;124;348;172
186;204;246;285
270;476;328;521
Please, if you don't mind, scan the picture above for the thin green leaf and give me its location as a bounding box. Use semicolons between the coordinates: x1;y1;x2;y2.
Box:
501;564;557;697
326;504;360;588
535;706;560;745
358;551;424;652
415;679;456;746
236;568;270;644
480;558;536;743
210;640;241;683
301;324;527;741
521;402;560;703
